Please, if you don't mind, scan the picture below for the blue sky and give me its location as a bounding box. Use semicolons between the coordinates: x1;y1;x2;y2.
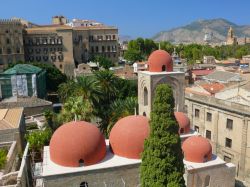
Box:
1;0;249;38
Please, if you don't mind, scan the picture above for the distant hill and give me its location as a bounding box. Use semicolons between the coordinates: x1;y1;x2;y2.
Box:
119;35;133;42
152;18;250;44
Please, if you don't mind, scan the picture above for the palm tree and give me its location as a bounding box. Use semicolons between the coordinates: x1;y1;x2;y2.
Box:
57;80;77;103
75;76;101;105
107;97;138;134
93;70;118;134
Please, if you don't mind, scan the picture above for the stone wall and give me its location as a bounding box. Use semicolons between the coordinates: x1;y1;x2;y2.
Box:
42;164;140;187
186;163;236;187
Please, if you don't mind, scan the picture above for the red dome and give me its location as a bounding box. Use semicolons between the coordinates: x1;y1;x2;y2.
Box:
148;50;173;72
50;121;106;167
174;112;190;134
182;136;212;163
109;115;149;159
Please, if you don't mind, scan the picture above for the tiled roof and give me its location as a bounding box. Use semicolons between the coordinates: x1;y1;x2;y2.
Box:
3;64;42;75
0;97;52;108
0;108;23;130
192;69;214;76
201;83;225;94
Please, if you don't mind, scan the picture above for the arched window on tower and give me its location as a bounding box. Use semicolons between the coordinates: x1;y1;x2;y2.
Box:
162;65;166;71
80;181;88;187
144;87;148;106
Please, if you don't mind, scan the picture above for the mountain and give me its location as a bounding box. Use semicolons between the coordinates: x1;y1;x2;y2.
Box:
119;35;133;42
152;18;250;44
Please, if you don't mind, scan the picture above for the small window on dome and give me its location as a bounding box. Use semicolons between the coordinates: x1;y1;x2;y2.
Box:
180;128;184;134
79;159;84;167
162;65;166;71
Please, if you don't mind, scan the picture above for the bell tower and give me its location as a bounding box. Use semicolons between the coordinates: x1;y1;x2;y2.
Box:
138;50;185;117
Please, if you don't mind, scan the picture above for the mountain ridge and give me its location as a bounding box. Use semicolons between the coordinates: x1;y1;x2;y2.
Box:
152;18;250;44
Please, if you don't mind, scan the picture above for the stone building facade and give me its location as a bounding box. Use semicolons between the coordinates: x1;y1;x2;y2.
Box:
0;19;25;68
185;92;250;185
0;16;119;76
23;25;75;76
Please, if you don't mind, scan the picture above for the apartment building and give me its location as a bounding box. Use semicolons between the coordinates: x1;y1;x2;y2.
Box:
185;85;250;185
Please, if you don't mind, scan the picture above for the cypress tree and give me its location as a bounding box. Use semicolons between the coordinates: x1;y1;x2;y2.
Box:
140;84;185;187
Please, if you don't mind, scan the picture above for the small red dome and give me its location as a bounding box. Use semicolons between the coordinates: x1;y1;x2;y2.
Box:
148;50;173;72
182;136;212;163
174;112;190;134
109;115;149;159
50;121;106;167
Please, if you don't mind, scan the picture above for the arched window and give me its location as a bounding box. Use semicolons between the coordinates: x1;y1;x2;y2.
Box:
162;65;166;71
204;175;210;187
79;159;84;167
80;181;88;187
144;87;148;106
180;128;184;134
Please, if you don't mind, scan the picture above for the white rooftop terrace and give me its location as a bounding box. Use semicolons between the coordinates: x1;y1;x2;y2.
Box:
42;140;140;177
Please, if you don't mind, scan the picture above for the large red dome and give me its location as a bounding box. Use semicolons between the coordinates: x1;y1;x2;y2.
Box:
148;50;173;72
49;121;106;167
109;115;149;159
182;136;212;163
174;112;190;134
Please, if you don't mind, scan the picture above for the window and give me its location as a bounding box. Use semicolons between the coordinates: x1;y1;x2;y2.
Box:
5;30;9;33
195;109;200;118
6;38;10;44
91;46;94;53
102;46;105;52
95;46;99;53
194;125;199;132
204;175;210;187
113;35;116;40
180;128;184;134
162;65;166;71
143;112;146;117
59;64;63;69
80;182;88;187
206;112;212;122
0;48;2;54
16;48;20;54
43;56;48;61
226;119;233;130
7;48;11;54
224;156;231;163
107;46;110;52
144;87;148;106
225;138;232;148
206;130;211;140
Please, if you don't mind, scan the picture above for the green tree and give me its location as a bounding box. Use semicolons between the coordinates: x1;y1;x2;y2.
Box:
140;84;185;187
124;49;143;62
26;128;52;161
93;55;114;70
61;96;93;122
